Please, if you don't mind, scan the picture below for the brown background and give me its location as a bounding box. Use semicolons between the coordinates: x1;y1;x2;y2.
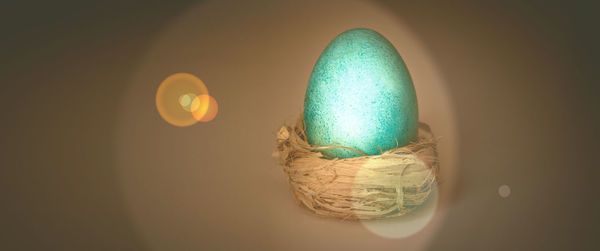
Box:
1;1;599;250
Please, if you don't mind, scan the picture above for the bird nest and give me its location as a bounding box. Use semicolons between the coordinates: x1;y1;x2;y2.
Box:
274;117;439;220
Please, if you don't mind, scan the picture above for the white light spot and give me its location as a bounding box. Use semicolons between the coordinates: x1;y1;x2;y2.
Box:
360;185;438;239
498;185;511;198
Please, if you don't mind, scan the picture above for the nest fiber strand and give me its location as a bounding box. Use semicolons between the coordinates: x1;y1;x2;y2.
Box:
275;117;439;220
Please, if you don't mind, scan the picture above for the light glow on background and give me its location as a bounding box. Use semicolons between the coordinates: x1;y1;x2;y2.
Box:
118;1;457;250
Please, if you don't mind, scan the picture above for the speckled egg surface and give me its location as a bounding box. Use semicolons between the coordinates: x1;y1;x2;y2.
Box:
304;28;418;159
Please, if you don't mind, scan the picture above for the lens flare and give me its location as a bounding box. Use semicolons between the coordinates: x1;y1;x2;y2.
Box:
156;73;209;127
353;155;438;239
359;185;438;239
192;94;218;122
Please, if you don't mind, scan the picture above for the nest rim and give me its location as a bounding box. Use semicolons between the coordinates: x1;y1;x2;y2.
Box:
275;117;439;220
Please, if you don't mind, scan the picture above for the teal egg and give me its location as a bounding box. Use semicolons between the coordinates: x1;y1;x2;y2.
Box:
304;28;418;159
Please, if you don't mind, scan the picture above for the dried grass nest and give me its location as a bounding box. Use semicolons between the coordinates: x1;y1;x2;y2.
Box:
274;117;439;220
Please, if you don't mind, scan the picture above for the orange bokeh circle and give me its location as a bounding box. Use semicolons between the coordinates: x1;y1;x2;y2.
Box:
155;73;209;127
192;94;218;122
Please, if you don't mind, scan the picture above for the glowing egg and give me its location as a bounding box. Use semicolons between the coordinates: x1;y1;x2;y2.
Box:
303;28;418;159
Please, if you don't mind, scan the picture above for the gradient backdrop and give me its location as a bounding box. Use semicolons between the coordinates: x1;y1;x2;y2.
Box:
1;1;599;250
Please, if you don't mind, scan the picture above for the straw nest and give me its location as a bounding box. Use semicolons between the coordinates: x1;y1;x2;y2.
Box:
274;117;439;220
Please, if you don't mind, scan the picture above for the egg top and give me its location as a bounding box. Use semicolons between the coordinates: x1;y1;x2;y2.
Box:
304;28;418;159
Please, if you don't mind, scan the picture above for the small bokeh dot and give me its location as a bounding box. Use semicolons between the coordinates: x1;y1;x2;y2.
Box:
498;185;511;198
